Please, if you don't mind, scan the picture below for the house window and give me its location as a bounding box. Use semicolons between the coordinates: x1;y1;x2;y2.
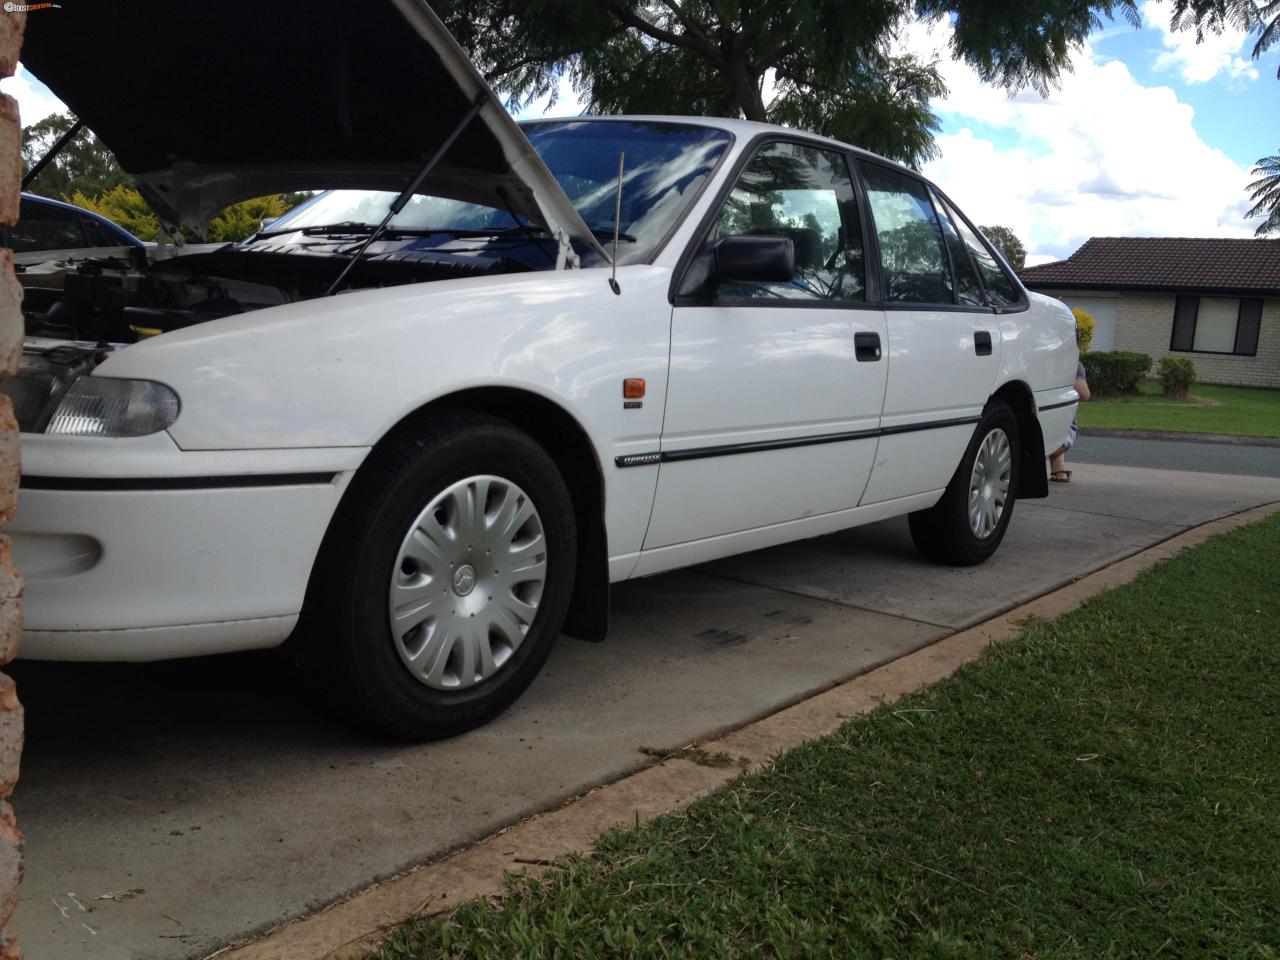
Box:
1170;295;1262;356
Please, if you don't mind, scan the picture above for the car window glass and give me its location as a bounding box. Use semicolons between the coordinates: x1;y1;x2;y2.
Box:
859;162;953;305
81;218;124;248
712;140;864;302
10;201;90;253
929;187;984;306
939;196;1021;308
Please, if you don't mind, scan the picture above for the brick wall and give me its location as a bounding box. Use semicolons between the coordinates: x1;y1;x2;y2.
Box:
0;10;23;959
1041;288;1280;389
1114;293;1280;389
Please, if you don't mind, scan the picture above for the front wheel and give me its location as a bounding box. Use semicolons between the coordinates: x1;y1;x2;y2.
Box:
909;400;1020;566
302;413;577;740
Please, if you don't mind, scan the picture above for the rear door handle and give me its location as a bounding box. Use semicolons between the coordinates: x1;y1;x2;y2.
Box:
974;331;993;356
855;331;881;362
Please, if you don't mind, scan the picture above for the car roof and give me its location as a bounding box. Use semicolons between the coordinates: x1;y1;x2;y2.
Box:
518;114;922;180
20;191;145;246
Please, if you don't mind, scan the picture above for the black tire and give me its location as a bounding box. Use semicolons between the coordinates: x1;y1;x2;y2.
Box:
301;412;577;740
908;399;1020;567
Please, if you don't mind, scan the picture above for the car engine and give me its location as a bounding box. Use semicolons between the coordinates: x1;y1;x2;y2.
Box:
19;243;533;344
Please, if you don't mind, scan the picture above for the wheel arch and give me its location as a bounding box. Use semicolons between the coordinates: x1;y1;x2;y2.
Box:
312;386;610;644
991;379;1047;500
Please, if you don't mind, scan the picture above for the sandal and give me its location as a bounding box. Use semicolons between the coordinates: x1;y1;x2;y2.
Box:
1049;470;1071;483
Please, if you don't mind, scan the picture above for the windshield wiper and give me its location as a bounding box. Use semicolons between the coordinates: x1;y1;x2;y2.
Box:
589;227;637;243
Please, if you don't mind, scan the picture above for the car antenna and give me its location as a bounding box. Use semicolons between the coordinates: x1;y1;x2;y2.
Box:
608;152;624;296
326;93;487;297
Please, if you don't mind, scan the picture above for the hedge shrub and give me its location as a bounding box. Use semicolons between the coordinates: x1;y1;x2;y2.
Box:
1081;351;1151;395
1157;356;1196;398
1072;307;1095;353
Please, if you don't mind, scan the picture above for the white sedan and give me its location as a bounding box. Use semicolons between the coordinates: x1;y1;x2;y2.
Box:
5;1;1079;738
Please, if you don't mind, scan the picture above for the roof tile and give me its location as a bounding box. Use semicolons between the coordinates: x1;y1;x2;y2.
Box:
1018;238;1280;294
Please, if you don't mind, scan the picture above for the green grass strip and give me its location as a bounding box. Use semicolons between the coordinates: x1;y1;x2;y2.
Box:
375;514;1280;959
1078;380;1280;438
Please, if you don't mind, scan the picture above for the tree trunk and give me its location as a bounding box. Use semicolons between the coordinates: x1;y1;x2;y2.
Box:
728;58;767;121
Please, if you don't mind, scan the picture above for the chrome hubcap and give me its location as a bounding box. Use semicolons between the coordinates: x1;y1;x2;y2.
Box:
388;475;547;690
968;427;1012;540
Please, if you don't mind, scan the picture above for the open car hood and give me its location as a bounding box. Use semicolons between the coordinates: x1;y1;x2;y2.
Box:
20;0;607;262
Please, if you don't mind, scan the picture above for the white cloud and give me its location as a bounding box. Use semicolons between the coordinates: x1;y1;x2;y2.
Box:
895;17;1257;263
0;64;67;126
1143;0;1257;84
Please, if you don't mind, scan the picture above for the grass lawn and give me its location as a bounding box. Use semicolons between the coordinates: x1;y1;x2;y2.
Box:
1078;378;1280;438
373;513;1280;959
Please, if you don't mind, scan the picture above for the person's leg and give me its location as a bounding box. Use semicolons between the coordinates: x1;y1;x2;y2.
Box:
1048;445;1069;480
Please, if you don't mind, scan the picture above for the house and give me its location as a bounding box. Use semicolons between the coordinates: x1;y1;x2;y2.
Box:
1018;237;1280;388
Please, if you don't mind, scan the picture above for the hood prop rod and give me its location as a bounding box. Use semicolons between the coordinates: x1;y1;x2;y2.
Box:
326;93;487;297
22;117;85;191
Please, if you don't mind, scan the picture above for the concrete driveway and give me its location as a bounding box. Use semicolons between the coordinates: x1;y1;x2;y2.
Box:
11;459;1280;960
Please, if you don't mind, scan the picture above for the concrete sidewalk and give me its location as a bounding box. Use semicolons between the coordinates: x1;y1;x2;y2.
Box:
11;462;1280;960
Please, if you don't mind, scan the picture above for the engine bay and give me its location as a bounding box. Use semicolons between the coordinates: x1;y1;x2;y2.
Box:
19;243;535;344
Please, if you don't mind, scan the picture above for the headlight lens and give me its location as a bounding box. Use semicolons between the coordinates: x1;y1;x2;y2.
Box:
45;377;180;438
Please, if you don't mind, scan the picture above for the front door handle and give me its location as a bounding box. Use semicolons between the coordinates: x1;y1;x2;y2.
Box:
974;331;993;356
855;331;881;362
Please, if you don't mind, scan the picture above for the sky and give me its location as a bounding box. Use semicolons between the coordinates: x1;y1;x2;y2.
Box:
5;0;1277;266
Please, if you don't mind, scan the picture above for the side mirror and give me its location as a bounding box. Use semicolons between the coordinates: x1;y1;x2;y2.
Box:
712;235;794;284
675;234;796;300
258;216;278;232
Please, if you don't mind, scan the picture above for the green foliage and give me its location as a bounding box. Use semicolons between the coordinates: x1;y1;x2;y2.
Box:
67;186;306;244
68;185;158;241
1081;350;1152;395
437;1;1143;168
22;111;130;200
206;195;289;243
1072;306;1095;352
978;224;1025;269
1157;355;1197;398
1247;152;1280;238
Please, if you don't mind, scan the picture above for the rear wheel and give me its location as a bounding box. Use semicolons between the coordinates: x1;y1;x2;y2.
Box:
909;400;1020;566
302;412;576;739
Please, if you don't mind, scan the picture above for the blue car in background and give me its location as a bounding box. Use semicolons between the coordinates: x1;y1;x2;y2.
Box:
6;193;144;267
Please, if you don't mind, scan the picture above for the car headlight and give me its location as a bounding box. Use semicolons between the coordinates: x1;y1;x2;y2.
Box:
45;376;180;438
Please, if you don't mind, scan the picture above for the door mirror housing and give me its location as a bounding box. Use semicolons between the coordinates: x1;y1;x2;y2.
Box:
676;234;796;300
712;235;794;284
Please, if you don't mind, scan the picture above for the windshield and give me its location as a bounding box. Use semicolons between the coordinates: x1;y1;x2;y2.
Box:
263;120;732;265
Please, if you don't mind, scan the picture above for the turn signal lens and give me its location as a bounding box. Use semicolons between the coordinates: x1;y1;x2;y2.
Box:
46;376;180;438
623;378;646;399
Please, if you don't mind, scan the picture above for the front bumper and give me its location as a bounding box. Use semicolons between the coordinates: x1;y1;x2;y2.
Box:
12;433;365;661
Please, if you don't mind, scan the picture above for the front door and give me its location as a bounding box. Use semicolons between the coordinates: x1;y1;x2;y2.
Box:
642;140;887;553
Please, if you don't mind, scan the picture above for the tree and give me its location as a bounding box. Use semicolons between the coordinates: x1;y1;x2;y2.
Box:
1164;1;1280;234
1247;154;1280;238
979;225;1026;269
71;186;311;243
1165;0;1280;76
438;0;1141;168
21;110;130;200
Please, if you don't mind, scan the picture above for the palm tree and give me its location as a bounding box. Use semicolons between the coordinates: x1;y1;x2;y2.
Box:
1253;1;1280;75
1248;153;1280;238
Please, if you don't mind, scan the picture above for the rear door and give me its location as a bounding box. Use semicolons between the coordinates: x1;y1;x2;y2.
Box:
641;139;887;552
856;162;1003;504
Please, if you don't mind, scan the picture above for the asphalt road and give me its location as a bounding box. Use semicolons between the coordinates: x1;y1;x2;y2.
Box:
1073;434;1280;478
11;460;1280;960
